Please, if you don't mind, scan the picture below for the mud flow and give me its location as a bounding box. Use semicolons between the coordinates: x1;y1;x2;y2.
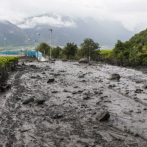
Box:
0;58;147;147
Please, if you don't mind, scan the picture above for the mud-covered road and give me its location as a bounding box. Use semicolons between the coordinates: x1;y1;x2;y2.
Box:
1;58;147;147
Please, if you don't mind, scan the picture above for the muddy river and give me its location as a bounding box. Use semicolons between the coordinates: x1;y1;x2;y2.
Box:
0;59;147;147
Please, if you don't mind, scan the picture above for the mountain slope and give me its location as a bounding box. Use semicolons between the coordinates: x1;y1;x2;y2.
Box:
0;21;28;47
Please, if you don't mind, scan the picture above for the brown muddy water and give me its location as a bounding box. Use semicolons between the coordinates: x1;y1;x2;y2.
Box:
0;58;147;147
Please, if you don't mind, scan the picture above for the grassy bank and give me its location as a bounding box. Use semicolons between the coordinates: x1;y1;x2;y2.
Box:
100;50;113;60
0;57;18;85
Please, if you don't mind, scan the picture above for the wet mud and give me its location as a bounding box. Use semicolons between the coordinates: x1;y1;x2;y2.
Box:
0;59;147;146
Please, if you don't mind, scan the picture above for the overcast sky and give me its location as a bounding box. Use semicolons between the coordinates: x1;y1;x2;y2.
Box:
0;0;147;31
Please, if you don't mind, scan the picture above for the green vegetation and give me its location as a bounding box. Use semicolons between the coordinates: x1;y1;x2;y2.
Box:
0;57;18;67
100;50;113;60
62;43;78;59
80;38;100;60
52;46;62;58
98;29;147;66
36;29;147;66
36;38;100;60
0;56;18;84
36;42;51;55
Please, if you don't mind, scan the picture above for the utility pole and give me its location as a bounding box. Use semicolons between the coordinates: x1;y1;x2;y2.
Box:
4;38;6;52
49;29;52;60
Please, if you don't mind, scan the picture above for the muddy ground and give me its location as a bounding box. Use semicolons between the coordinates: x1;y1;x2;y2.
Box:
0;57;147;147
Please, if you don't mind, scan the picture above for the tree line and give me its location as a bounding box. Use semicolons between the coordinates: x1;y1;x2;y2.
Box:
36;38;100;60
36;28;147;66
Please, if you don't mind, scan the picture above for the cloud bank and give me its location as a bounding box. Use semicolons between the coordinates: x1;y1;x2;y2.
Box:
0;0;147;31
18;15;76;28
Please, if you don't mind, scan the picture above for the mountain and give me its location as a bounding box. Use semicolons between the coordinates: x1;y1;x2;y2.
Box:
19;14;134;48
0;14;136;48
0;21;28;47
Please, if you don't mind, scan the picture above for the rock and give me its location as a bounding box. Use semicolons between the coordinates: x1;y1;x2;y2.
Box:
135;89;143;93
36;99;45;104
52;90;58;93
0;85;7;92
6;84;11;89
142;84;147;89
62;59;68;61
109;74;120;81
63;89;68;92
47;78;55;83
83;95;90;100
15;97;21;101
136;109;141;113
52;114;64;119
96;109;110;121
72;91;78;94
30;65;36;68
54;73;60;77
78;74;85;78
79;58;89;63
22;98;34;104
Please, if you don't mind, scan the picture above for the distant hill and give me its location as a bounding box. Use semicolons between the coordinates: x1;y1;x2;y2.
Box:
0;21;28;47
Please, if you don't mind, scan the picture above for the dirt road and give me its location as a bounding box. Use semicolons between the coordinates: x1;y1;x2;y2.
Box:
0;59;147;147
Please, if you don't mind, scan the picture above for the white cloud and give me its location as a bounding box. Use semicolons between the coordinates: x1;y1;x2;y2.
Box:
18;15;76;28
0;0;147;31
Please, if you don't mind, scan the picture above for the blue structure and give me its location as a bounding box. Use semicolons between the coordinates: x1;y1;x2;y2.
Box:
1;51;42;60
37;51;42;60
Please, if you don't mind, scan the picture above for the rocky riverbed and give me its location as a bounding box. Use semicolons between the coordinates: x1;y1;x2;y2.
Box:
0;58;147;147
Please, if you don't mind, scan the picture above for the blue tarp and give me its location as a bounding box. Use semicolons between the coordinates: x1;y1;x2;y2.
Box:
37;51;42;59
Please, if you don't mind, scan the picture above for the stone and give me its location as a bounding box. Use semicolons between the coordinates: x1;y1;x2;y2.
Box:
52;114;64;119
109;74;120;81
36;99;45;104
96;109;110;121
135;89;143;93
79;58;89;63
22;98;34;104
142;84;147;89
83;95;90;100
62;59;68;61
52;90;58;93
47;78;55;83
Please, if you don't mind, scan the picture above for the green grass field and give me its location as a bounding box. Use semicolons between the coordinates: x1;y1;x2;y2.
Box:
100;50;113;59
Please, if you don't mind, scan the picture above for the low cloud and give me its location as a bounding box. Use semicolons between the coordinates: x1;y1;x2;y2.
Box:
18;15;76;29
0;0;147;31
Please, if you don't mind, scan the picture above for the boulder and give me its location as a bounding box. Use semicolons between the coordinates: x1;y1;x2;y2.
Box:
96;109;110;121
79;58;89;63
47;78;55;83
36;99;45;104
22;98;34;104
135;89;143;93
109;74;120;81
143;84;147;89
62;59;68;61
52;114;64;119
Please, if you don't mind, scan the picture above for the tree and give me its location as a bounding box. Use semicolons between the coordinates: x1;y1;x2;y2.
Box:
52;46;62;58
80;38;100;60
63;43;78;59
36;42;51;56
113;40;125;55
